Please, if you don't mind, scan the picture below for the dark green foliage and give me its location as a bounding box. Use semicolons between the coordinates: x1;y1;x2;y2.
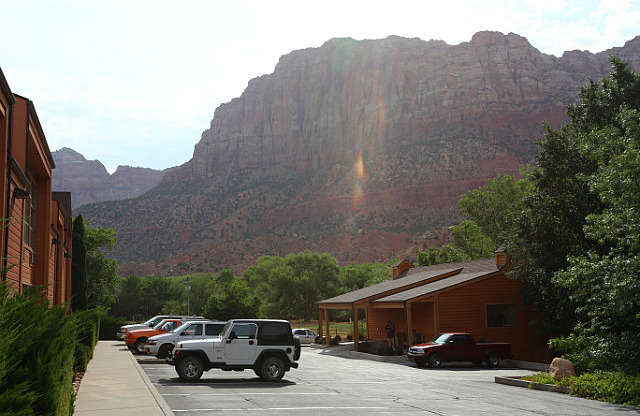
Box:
85;226;119;309
506;57;640;371
523;371;640;406
416;245;469;266
0;282;101;414
246;251;341;321
569;372;640;406
204;278;261;320
98;314;128;340
70;309;101;371
72;215;88;310
339;261;392;292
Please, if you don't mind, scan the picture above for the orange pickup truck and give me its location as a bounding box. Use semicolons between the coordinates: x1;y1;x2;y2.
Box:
125;318;193;353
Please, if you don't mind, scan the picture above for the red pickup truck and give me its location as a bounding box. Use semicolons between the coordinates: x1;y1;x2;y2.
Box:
407;333;511;368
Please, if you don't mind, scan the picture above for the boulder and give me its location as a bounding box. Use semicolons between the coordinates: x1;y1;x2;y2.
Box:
549;357;576;380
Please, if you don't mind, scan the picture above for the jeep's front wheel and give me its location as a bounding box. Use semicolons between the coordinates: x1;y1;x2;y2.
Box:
176;356;204;382
259;356;286;382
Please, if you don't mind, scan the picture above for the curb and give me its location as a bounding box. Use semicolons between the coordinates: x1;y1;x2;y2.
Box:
349;350;409;363
129;351;175;415
495;376;571;394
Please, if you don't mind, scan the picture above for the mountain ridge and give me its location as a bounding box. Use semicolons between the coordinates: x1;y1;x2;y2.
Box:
52;147;165;208
76;31;640;276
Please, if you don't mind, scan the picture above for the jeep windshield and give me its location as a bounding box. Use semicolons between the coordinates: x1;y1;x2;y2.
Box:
220;321;233;338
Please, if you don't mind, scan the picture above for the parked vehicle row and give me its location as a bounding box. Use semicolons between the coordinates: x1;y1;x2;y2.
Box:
116;315;205;340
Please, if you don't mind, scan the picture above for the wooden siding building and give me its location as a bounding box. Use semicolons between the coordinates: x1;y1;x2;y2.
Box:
0;67;72;305
318;255;551;363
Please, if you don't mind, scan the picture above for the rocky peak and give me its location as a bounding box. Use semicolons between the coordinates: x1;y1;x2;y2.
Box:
52;148;165;208
78;32;640;275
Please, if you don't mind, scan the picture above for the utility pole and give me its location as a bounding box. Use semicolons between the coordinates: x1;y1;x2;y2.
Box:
186;276;191;315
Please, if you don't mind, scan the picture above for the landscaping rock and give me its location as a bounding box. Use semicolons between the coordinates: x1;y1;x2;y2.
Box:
549;358;576;380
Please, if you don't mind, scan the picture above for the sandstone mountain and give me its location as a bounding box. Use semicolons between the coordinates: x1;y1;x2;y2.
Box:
77;31;640;276
52;147;165;208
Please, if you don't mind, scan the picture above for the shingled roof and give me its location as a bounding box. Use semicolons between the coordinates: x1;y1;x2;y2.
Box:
373;269;497;304
318;258;497;306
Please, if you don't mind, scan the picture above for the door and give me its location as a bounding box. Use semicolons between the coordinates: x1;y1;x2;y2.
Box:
223;323;258;365
445;335;469;361
179;323;203;342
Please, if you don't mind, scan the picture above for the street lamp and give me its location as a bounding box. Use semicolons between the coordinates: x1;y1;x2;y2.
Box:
186;276;191;315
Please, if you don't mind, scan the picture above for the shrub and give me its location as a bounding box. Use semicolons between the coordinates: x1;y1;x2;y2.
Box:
0;282;102;414
0;283;78;414
571;372;640;406
99;314;128;340
522;371;640;406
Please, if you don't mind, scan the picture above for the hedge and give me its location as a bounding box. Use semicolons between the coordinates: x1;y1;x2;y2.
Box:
0;282;100;415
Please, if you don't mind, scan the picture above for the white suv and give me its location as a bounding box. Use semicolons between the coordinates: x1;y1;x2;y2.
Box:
144;320;226;358
169;319;301;382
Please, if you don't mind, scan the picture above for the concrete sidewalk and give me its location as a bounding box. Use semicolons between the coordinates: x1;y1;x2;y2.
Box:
74;341;173;415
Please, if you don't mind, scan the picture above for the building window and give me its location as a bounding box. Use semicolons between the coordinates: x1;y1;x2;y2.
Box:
23;183;36;248
486;304;516;327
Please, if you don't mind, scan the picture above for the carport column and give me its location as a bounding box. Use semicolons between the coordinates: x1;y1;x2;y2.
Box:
324;308;330;347
433;295;440;338
318;305;323;338
353;304;359;351
406;302;412;348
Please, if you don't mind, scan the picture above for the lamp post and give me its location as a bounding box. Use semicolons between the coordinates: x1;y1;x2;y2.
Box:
186;276;191;315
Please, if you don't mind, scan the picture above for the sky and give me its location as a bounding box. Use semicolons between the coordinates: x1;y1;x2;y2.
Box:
1;0;639;173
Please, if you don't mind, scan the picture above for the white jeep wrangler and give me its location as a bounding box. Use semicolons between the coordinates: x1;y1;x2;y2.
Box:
169;319;301;382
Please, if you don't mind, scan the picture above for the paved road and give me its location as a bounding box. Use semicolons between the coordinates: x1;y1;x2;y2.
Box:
142;347;638;415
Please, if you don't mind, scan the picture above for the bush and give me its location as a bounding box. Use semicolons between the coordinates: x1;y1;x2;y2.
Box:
0;282;102;414
571;372;640;406
522;371;640;406
99;314;128;340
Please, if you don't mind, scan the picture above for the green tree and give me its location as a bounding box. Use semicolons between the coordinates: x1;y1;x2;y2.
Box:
507;58;638;339
204;278;261;320
71;215;88;310
85;226;119;309
450;220;496;259
457;173;531;248
246;251;341;321
139;275;184;317
548;59;640;372
416;244;469;266
339;261;392;292
111;275;143;320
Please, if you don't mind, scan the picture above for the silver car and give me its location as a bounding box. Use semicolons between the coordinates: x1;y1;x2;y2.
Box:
144;320;226;358
292;328;317;344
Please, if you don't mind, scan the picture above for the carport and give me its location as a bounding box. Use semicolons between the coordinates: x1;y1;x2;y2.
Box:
317;256;551;362
317;261;467;350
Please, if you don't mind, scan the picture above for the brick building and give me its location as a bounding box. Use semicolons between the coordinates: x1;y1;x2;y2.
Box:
0;66;72;304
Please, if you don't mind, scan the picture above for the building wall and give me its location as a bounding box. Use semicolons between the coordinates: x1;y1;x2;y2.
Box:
366;271;551;363
435;273;549;362
1;69;72;306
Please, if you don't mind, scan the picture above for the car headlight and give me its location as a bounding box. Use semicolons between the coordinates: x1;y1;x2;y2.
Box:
147;340;157;345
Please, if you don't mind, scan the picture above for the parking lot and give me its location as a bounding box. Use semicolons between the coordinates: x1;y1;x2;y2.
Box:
141;346;635;415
